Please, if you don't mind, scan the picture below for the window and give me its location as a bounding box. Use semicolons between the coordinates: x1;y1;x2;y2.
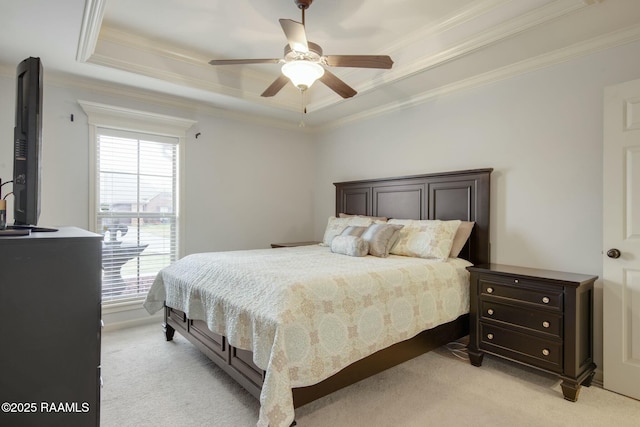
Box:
80;101;195;306
97;128;178;303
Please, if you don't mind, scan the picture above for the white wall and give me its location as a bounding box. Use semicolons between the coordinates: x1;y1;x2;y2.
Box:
3;38;639;370
0;76;315;253
182;113;315;254
0;76;15;200
0;73;315;328
312;39;640;377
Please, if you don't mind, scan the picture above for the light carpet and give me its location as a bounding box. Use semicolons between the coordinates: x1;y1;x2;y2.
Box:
101;323;639;427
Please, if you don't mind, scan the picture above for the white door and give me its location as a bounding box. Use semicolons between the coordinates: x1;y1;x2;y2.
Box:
603;78;640;400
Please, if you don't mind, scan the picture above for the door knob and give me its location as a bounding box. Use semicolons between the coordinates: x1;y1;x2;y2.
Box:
607;248;621;259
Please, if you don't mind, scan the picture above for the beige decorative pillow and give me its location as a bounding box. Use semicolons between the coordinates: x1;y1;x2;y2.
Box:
331;235;369;257
361;223;404;257
340;225;368;237
389;219;461;261
449;221;475;258
321;216;376;246
339;213;388;222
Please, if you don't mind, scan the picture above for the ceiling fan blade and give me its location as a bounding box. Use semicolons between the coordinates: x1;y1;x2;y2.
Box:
209;58;281;66
324;55;393;69
319;69;357;98
279;19;309;53
261;75;290;97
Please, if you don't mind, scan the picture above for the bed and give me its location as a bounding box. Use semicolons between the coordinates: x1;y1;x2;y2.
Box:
143;168;492;427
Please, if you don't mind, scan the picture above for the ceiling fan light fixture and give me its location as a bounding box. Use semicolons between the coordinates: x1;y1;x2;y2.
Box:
281;60;324;91
209;0;392;100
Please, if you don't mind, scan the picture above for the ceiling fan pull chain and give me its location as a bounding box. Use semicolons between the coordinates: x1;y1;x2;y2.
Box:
299;90;306;127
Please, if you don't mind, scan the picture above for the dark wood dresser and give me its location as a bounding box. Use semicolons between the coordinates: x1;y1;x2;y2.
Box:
467;264;597;401
0;227;102;426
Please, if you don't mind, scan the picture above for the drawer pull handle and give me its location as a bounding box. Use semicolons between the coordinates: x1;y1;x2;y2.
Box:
487;287;494;294
542;296;550;304
487;333;494;340
542;321;550;328
542;348;550;356
514;279;519;284
487;308;494;315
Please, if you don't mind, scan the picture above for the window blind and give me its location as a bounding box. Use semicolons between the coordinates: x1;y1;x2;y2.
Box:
96;127;178;304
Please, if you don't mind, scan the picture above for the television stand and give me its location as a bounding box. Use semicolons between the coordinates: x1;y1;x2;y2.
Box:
0;226;102;426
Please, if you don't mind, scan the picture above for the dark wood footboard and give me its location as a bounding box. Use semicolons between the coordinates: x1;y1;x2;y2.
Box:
164;305;469;408
164;306;264;400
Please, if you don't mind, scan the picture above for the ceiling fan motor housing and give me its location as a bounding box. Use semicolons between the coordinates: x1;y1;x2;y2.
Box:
284;42;323;61
295;0;313;10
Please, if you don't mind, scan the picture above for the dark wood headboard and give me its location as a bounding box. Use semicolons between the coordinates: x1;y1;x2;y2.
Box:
334;168;492;265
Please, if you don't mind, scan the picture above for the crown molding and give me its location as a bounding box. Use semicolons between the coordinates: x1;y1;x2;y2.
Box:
320;23;640;131
78;99;197;136
28;21;640;133
392;0;589;78
77;0;302;114
41;0;637;133
311;0;590;113
84;0;587;115
42;70;307;133
97;26;266;80
90;26;302;113
76;0;107;62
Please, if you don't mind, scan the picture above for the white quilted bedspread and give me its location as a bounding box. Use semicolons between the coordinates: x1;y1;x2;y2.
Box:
143;245;471;427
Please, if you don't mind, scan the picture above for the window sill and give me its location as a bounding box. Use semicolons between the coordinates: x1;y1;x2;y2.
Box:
102;298;146;315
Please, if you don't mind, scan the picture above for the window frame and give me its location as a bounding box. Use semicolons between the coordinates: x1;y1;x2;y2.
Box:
79;100;195;309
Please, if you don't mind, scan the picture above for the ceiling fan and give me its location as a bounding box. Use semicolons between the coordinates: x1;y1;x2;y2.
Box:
208;0;393;99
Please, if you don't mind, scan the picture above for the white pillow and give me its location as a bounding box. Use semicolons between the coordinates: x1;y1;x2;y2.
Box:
389;219;461;261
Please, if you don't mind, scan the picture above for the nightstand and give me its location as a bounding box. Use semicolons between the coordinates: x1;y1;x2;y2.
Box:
466;264;597;402
270;241;320;248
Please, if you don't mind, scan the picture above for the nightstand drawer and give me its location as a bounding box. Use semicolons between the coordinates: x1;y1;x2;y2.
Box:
480;323;563;373
479;279;562;310
480;300;562;337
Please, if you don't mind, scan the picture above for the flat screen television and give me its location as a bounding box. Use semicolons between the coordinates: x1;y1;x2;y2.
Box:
12;57;43;227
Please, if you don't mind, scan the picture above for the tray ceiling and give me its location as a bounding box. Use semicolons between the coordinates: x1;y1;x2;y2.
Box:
2;0;640;130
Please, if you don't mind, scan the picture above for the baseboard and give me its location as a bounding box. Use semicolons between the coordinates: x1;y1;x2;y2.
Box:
103;311;162;332
592;366;604;388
